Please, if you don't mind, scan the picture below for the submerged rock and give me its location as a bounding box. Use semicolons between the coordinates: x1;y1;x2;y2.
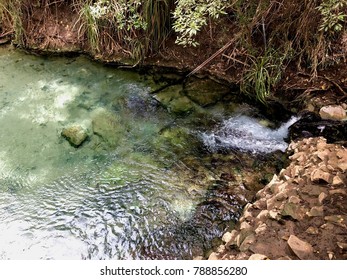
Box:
184;78;230;107
153;85;182;107
168;96;196;114
91;108;122;147
61;125;88;147
154;85;197;115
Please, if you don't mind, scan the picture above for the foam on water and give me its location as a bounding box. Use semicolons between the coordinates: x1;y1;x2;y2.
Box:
202;115;299;154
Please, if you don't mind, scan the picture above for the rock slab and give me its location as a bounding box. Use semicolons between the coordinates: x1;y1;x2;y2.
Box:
319;105;346;121
287;235;314;259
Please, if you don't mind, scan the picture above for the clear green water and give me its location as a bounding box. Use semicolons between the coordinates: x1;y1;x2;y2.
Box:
0;48;206;259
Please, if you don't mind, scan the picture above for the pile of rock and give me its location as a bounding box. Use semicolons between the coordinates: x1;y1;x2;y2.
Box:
208;137;347;260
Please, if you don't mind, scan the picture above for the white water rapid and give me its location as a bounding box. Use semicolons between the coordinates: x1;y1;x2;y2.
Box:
202;115;300;154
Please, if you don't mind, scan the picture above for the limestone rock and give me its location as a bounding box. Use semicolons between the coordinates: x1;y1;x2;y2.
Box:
288;195;301;204
332;176;344;187
256;210;269;221
324;215;345;227
269;210;280;220
329;189;346;195
282;203;302;220
318;192;328;204
307;206;324;217
337;242;347;250
287;235;314;259
235;229;253;247
248;254;268;260
337;162;347;172
255;223;267;235
239;234;256;252
320;223;335;230
208;252;219;260
222;231;235;244
240;221;252;230
306;226;319;235
224;230;239;247
319;105;346;121
311;169;333;184
61;125;88;147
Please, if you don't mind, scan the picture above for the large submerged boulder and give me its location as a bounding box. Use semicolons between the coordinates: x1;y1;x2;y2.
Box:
153;85;197;115
184;78;230;107
91;108;123;147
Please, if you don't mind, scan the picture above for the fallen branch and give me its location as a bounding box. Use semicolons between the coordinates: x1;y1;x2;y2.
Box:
222;54;250;67
186;39;235;77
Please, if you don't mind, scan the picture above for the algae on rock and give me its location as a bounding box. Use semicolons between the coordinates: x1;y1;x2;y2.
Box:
185;79;230;107
61;124;88;147
91;108;123;148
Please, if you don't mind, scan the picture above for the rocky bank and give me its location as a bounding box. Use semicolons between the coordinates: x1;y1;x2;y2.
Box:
206;137;347;260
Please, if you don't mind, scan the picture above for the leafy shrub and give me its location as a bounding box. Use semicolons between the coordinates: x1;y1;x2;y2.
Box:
172;0;228;46
317;0;347;35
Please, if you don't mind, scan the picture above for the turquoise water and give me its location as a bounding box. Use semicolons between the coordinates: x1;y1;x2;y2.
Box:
0;48;206;259
0;47;296;260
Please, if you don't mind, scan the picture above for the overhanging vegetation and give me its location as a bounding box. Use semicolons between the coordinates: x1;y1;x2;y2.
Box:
1;0;346;103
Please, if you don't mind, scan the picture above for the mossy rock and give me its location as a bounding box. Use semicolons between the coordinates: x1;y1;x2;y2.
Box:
91;108;123;147
101;152;163;186
61;125;88;148
153;85;182;107
154;85;197;115
160;126;191;148
184;79;230;107
168;96;196;115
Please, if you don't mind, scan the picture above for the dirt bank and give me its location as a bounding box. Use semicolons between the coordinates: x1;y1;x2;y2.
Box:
206;137;347;260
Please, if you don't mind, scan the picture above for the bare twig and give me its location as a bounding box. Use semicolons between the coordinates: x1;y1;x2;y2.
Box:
322;75;347;97
222;54;250;67
186;39;235;77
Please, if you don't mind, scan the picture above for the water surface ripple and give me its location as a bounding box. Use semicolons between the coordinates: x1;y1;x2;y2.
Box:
0;49;202;259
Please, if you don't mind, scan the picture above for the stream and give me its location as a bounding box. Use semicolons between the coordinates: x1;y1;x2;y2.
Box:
0;47;297;259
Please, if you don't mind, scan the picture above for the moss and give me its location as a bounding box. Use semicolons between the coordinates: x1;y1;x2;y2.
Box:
61;124;88;147
184;78;230;107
